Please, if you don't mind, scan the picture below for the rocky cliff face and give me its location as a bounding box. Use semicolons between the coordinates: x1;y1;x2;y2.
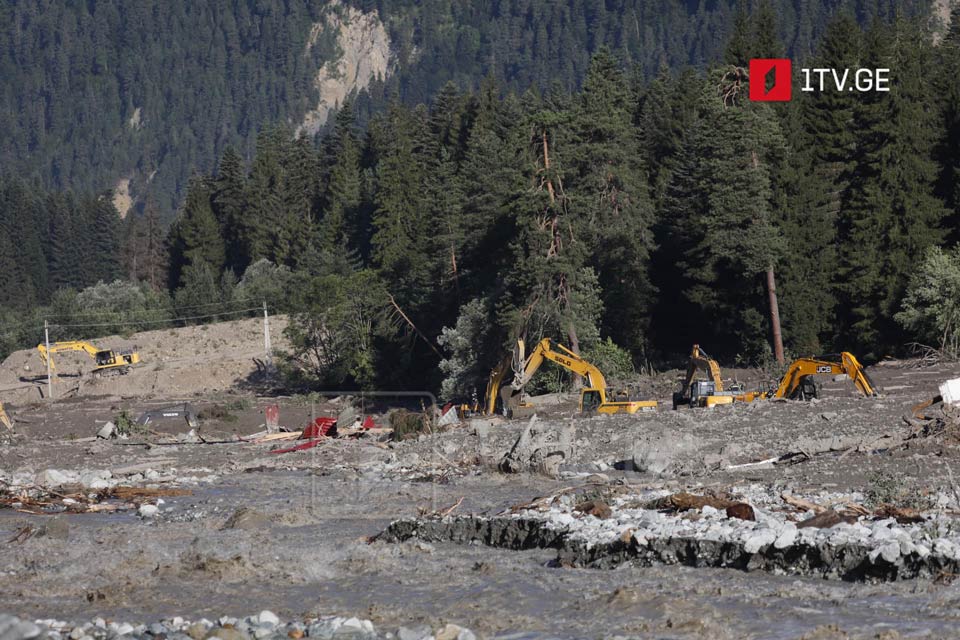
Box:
296;2;392;137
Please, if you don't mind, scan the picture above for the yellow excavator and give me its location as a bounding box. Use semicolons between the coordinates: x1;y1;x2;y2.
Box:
672;345;877;408
672;344;760;408
769;352;879;400
36;341;141;378
488;338;657;416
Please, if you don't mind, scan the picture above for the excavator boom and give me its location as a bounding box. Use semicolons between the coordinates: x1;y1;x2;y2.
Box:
484;353;513;416
507;338;656;414
772;352;879;400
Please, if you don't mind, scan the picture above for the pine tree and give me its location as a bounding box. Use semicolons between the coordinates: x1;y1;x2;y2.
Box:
46;193;83;291
458;88;527;307
503;96;599;356
81;196;122;285
167;176;226;289
676;69;786;360
567;49;656;358
751;0;785;59
724;0;752;66
369;103;432;313
934;7;960;243
319;103;363;259
212;146;248;272
838;19;948;353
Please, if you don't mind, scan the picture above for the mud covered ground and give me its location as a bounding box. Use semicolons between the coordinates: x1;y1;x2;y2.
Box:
2;360;960;638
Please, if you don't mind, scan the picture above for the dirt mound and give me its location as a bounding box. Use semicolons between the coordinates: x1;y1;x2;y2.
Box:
0;316;289;404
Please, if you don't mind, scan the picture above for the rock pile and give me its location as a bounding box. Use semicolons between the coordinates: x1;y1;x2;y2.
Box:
380;489;960;581
0;613;477;640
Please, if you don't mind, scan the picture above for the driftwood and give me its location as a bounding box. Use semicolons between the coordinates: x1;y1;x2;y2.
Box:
728;432;906;470
647;491;737;512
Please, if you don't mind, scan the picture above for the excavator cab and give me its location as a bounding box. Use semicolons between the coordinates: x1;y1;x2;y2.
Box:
580;389;603;413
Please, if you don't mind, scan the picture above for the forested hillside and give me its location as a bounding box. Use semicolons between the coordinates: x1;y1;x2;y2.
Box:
1;1;959;399
0;0;932;220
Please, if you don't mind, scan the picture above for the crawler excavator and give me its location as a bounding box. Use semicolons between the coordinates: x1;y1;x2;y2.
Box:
486;338;657;416
769;352;879;400
672;344;761;409
37;341;141;378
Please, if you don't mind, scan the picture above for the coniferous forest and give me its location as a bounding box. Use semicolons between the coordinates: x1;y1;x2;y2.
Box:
1;1;959;399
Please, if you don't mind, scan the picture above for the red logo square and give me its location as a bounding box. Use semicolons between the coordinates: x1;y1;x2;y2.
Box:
749;59;792;102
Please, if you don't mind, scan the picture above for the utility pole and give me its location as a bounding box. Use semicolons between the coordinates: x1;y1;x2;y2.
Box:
44;320;53;400
262;301;273;372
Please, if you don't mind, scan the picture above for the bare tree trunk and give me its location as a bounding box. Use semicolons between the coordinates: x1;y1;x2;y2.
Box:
543;126;581;387
767;265;784;364
542;130;555;203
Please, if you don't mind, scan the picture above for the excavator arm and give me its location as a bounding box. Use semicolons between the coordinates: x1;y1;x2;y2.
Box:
484;353;514;416
484;337;656;415
772;352;879;399
511;338;608;404
677;344;723;394
673;344;733;408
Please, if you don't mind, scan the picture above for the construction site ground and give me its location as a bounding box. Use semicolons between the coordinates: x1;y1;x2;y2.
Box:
2;320;960;638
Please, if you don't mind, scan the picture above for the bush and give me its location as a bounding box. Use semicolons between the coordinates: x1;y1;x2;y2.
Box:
282;269;389;388
47;280;171;338
437;298;494;402
234;259;296;312
895;246;960;357
584;338;635;382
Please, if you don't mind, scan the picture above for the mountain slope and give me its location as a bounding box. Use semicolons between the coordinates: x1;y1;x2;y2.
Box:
0;0;933;220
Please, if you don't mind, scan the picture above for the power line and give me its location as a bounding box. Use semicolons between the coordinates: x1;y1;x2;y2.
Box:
40;297;265;319
51;306;263;329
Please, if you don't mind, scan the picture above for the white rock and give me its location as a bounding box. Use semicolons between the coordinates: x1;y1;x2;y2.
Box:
871;541;901;564
115;623;134;635
774;525;798;549
257;611;279;627
35;469;72;487
743;528;777;554
138;504;159;518
96;422;116;439
341;618;363;630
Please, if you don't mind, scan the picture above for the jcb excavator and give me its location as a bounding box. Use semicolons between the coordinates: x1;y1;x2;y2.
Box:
770;352;879;400
489;338;657;416
672;344;760;409
37;341;141;378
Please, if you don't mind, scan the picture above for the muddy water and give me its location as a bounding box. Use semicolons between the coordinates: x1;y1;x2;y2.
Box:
3;471;960;639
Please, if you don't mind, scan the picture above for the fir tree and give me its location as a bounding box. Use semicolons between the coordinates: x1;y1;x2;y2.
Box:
567;49;656;358
167;176;226;289
838;19;948;353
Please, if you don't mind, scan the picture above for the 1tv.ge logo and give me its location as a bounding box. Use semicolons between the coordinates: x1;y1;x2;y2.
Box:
749;58;890;102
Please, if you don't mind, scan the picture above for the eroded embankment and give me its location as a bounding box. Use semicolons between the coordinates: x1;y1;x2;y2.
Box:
380;509;960;582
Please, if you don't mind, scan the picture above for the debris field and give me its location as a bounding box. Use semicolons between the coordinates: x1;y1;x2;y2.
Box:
2;327;960;638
